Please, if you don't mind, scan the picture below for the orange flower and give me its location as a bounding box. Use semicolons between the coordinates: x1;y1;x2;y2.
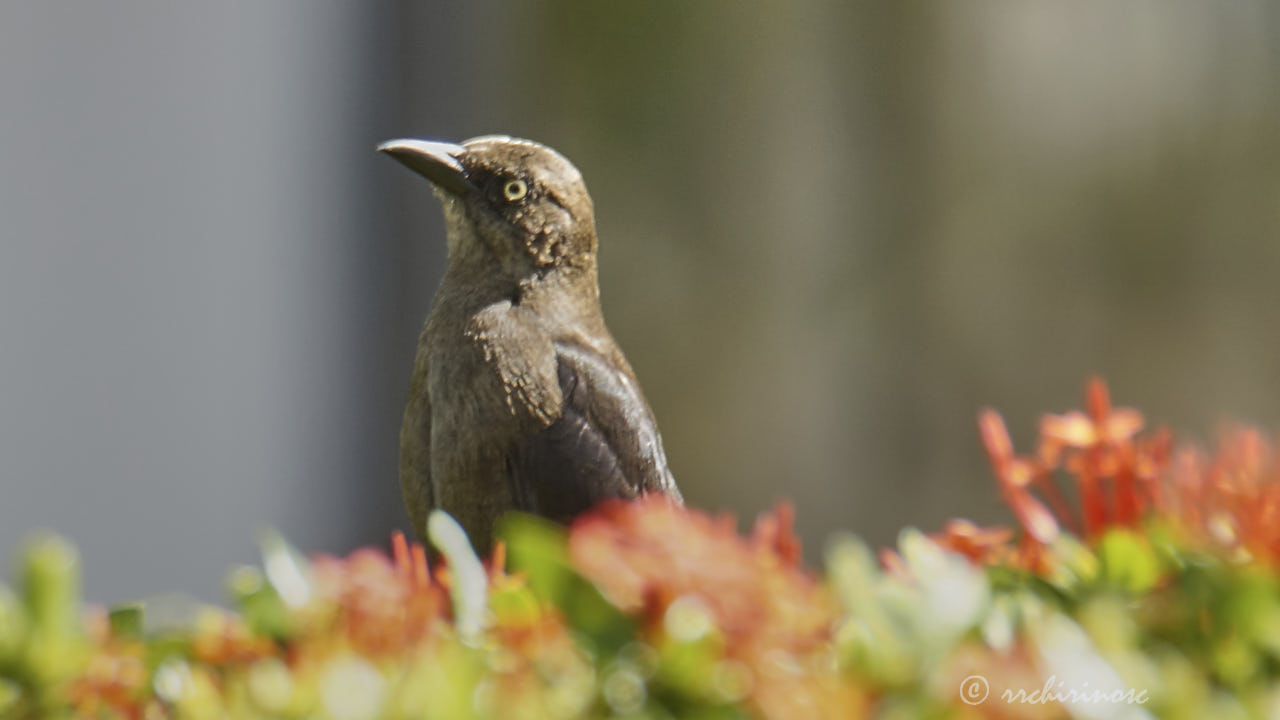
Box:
308;536;447;658
1038;377;1146;537
570;498;834;654
1168;427;1280;563
1040;377;1144;453
978;377;1280;571
978;409;1059;545
932;519;1014;566
568;497;860;719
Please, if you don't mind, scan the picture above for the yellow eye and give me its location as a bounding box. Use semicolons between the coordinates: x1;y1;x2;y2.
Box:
503;178;528;202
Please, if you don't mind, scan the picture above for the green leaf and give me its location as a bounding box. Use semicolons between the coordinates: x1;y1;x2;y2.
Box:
108;603;144;639
0;585;25;664
499;512;636;657
1097;528;1161;594
20;534;79;638
228;565;290;640
0;677;21;717
498;513;572;602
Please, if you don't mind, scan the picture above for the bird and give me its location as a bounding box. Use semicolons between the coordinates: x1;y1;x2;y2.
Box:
379;135;682;554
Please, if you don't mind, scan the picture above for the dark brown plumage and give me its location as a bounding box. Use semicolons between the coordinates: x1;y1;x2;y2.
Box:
379;135;681;553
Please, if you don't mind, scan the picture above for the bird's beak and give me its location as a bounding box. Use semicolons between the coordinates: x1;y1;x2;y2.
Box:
377;139;473;197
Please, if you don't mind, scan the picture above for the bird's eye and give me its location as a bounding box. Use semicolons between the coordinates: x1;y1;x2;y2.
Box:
502;178;529;202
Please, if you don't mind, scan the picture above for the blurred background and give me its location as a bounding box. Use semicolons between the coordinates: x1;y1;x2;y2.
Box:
3;2;1279;603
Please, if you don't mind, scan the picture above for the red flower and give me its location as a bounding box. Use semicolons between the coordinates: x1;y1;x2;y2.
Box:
1040;377;1144;453
978;377;1280;571
978;409;1059;545
568;497;862;719
307;533;447;658
932;519;1014;566
1169;427;1280;563
1038;377;1146;536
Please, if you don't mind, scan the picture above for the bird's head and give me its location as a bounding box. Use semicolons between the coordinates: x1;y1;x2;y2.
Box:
380;136;598;287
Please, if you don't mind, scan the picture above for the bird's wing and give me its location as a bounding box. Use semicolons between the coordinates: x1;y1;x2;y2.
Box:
399;333;434;539
506;338;680;523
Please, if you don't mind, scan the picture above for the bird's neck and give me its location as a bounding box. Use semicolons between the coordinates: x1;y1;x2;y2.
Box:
516;266;604;328
433;254;603;332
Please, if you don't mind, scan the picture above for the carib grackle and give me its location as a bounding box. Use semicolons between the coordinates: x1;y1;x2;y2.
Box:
379;135;681;553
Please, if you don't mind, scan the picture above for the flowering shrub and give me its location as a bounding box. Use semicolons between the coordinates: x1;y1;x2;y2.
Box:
3;379;1280;718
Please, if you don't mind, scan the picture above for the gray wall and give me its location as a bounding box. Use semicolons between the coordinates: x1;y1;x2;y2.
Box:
0;2;428;603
